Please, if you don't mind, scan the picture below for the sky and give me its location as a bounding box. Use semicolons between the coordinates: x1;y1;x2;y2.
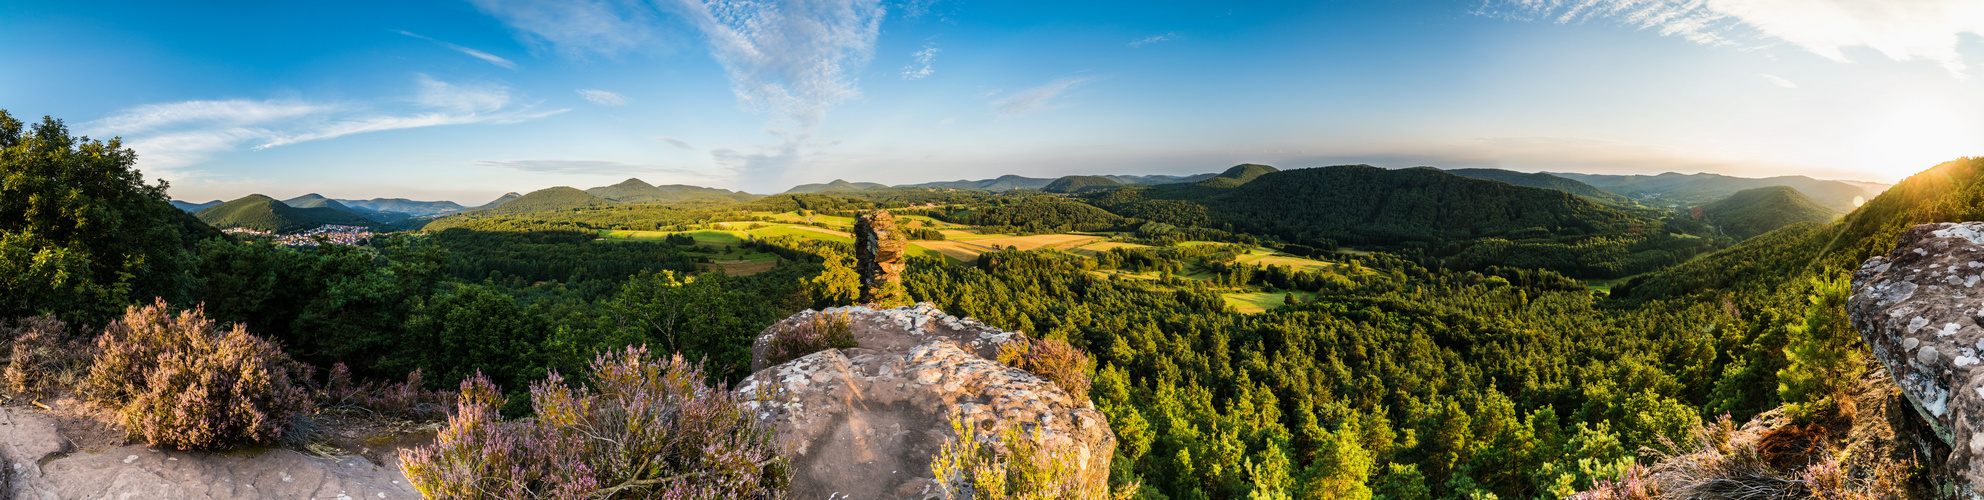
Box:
2;0;1982;203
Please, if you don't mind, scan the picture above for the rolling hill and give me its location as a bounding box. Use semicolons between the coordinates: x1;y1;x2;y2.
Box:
282;194;362;213
1193;164;1279;188
1699;186;1839;240
170;200;223;213
470;192;522;211
584;178;759;204
195;195;390;233
1042;175;1123;193
1444;168;1633;206
486;187;611;214
906;175;1056;191
1085;165;1724;277
337;198;465;217
782;179;886;194
1547;171;1887;212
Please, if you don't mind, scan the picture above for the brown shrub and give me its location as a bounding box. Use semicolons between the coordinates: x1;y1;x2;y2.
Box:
997;337;1094;399
3;315;91;397
81;300;312;449
317;363;455;421
763;311;855;366
1756;423;1828;471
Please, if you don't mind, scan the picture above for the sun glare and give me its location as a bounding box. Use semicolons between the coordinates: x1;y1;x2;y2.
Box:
1857;104;1983;181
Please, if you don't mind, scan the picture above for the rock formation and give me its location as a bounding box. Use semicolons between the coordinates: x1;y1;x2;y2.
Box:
1850;221;1984;493
737;303;1114;499
0;407;421;499
854;211;910;306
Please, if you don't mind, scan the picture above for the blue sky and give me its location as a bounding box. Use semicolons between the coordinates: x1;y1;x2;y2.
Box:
3;0;1981;203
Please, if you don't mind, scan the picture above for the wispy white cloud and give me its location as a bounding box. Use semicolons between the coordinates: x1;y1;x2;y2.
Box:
473;0;887;184
1129;32;1178;47
1476;0;1984;77
577;89;629;106
466;0;663;56
655;136;696;149
994;77;1092;116
397;30;519;69
902;43;939;79
1759;73;1798;88
472;158;710;177
88;76;566;175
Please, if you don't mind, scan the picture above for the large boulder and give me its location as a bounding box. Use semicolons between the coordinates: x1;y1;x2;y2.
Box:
737;303;1113;499
1849;221;1984;493
854;211;909;305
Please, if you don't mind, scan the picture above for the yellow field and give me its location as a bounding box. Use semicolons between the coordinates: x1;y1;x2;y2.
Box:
1068;240;1151;256
912;234;1105;262
1235;251;1341;273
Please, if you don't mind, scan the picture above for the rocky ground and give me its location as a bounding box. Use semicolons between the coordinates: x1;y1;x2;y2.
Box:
0;396;433;499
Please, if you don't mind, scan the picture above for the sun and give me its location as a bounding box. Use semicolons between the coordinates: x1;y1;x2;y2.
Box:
1856;104;1983;181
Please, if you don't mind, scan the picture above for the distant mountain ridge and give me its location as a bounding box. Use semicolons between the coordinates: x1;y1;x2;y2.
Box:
1443;168;1633;206
1194;164;1279;188
1547;171;1887;212
586;178;759;203
783;179;887;194
1043;175;1123;193
170;200;223;213
195;195;391;233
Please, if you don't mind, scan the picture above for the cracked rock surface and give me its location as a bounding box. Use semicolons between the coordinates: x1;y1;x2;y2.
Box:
1850;221;1984;494
738;303;1113;500
0;408;420;499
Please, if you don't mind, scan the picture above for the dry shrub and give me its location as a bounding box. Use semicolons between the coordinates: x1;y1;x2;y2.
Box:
80;299;312;449
3;314;92;398
1576;414;1909;500
318;363;455;421
763;311;855;366
399;346;789;499
998;337;1094;399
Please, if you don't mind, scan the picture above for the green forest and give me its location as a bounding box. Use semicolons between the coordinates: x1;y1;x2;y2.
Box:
4;108;1976;498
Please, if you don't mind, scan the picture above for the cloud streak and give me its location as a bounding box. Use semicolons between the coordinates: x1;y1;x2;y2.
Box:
1129;32;1177;47
655;136;696;149
398;30;519;69
577;89;629;106
902;43;939;79
88;76;566;175
1759;73;1798;88
994;77;1092;116
1476;0;1984;77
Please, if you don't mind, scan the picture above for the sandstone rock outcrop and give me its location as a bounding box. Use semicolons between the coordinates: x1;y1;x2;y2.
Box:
855;211;909;306
737;303;1113;499
0;408;421;499
1850;221;1984;493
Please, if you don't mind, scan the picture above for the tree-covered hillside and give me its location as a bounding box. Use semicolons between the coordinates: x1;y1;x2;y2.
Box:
1550;171;1885;212
585;178;760;204
484;187;611;214
1045;175;1125;193
196;194;390;233
1444;168;1633;206
1087;165;1726;277
1700;185;1839;240
1194;163;1279;188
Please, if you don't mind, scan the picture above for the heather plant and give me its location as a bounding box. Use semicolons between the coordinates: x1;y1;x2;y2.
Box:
81;300;312;449
762;311;855;366
400;346;790;499
3;314;92;398
318;363;455;421
1573;414;1908;499
930;411;1133;500
997;337;1094;399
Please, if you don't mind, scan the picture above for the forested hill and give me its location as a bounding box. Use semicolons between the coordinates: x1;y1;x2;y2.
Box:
782;179;885;194
1193;163;1278;188
1699;185;1838;240
1444;168;1633;206
1619;156;1984;300
906;174;1055;191
584;178;760;203
195;194;390;233
1043;175;1124;193
1549;171;1885;212
471;192;521;210
484;187;611;214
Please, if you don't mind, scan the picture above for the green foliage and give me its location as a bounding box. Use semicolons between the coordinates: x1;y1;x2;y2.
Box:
195;194;390;233
1700;186;1838;240
942;197;1127;235
0;110;206;324
931;410;1132;500
1776;276;1861;416
998;336;1096;399
1195;164;1279;189
82;300;312;449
